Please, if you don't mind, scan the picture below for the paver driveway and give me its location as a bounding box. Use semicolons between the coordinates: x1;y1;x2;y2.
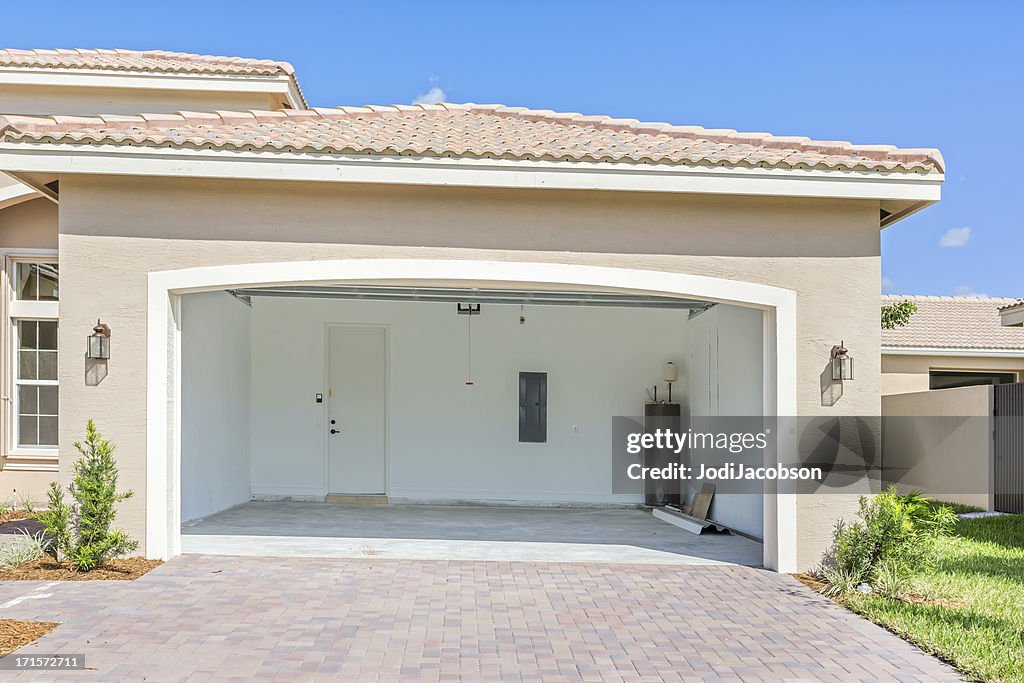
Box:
0;555;958;681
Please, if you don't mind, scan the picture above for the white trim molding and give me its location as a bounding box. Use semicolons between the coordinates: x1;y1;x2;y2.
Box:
0;143;943;204
147;259;800;571
882;346;1024;358
0;69;303;109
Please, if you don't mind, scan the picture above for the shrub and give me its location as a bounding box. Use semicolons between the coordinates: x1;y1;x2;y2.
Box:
0;530;46;570
36;420;137;571
818;487;956;597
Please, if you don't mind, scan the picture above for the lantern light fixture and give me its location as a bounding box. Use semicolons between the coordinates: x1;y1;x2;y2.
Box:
87;319;111;360
831;341;853;381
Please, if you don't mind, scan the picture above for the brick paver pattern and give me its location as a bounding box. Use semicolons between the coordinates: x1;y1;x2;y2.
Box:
0;555;959;681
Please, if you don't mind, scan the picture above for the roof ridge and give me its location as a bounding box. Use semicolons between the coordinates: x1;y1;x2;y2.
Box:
0;47;295;76
883;294;1021;303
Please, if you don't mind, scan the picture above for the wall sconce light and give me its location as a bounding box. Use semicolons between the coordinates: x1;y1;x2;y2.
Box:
87;319;111;360
662;361;678;402
831;341;853;381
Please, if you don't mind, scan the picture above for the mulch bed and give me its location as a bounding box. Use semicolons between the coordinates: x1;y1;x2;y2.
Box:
0;619;59;657
0;518;44;538
792;572;827;593
0;557;163;581
0;512;36;526
792;572;962;609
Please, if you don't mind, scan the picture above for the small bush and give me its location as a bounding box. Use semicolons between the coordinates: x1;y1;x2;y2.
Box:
818;487;956;597
0;530;46;570
36;420;137;572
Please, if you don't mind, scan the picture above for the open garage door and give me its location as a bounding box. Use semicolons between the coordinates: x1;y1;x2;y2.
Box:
179;282;767;555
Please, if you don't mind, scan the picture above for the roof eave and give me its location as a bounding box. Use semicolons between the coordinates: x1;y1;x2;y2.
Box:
0;68;304;107
1000;308;1024;327
0;141;944;203
882;346;1024;358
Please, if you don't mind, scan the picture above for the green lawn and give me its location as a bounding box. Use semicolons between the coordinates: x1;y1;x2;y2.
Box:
843;514;1024;682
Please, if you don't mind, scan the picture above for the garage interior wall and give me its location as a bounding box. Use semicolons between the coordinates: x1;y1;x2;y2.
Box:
181;291;252;522
685;305;764;538
248;296;694;505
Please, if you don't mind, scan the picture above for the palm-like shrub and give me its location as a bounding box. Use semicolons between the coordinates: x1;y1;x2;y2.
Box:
819;487;956;597
37;420;137;571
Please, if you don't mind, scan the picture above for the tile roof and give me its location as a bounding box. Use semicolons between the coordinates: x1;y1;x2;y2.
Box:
0;104;943;173
882;295;1024;351
998;299;1024;312
0;48;294;77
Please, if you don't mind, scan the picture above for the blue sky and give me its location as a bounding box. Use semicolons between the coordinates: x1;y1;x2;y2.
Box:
4;2;1020;296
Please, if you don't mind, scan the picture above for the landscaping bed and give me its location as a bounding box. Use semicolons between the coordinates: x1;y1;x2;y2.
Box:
802;513;1024;683
0;557;162;581
0;620;59;657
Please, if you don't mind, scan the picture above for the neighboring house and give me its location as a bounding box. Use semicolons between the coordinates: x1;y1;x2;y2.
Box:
1000;299;1024;327
882;295;1024;395
0;48;945;572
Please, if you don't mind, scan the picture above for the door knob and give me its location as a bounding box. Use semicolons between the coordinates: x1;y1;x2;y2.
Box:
330;429;339;434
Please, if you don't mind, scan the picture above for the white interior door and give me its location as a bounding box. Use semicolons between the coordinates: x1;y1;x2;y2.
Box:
328;325;387;494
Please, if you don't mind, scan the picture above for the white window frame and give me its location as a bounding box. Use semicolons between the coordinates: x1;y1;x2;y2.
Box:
2;251;59;462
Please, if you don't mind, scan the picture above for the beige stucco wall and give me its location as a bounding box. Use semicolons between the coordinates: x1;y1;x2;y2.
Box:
55;175;884;570
882;353;1024;395
0;197;58;249
882;386;994;510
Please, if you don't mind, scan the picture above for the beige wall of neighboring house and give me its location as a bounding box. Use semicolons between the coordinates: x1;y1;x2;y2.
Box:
54;175;884;569
882;354;1024;395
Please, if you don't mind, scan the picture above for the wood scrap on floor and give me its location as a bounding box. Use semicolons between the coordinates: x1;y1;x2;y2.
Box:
654;484;729;535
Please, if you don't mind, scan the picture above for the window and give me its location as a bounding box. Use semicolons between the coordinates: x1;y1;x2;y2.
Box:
4;257;59;453
15;320;58;447
15;262;59;301
929;370;1018;390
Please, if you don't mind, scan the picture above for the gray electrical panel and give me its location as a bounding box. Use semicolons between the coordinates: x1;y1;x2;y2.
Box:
519;372;547;443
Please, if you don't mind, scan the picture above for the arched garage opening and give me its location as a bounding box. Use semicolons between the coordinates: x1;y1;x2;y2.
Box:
147;260;797;570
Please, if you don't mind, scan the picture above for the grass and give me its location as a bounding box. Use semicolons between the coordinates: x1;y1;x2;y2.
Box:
928;499;984;515
841;514;1024;682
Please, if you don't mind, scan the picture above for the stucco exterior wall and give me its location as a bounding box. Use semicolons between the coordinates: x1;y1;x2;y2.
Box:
0;198;58;249
56;175;883;569
882;353;1024;395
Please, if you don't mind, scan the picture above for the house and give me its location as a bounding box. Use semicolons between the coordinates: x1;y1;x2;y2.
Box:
882;295;1024;395
1000;299;1024;327
0;48;945;572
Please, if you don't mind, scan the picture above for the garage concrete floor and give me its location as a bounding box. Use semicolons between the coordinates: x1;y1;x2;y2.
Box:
181;502;763;565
